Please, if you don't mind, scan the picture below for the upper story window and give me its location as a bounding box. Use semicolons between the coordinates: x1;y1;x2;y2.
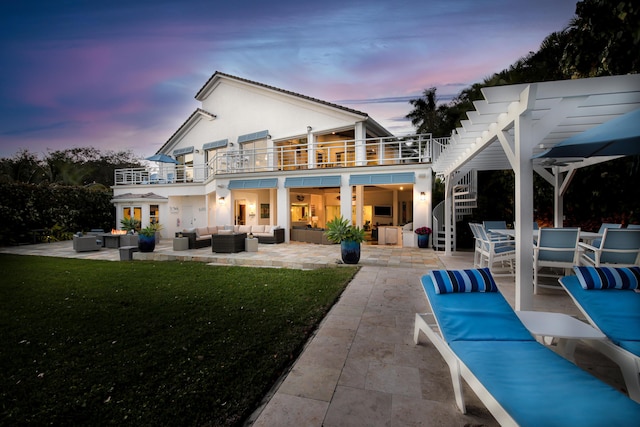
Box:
173;146;194;182
203;139;229;175
276;138;307;170
238;130;270;172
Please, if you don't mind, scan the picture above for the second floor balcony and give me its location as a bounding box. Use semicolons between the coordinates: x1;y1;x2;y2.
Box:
115;134;447;186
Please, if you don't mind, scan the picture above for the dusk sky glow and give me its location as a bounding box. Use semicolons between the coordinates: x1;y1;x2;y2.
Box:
0;0;578;158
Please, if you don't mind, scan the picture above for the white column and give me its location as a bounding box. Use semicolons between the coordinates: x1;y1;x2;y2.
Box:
514;112;535;311
340;176;352;223
215;181;232;225
355;122;367;166
276;178;290;242
269;188;277;227
308;130;316;169
444;177;453;256
553;167;564;227
413;168;433;247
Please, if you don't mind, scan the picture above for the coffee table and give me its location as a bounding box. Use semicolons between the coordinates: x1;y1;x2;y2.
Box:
212;233;247;253
516;310;606;361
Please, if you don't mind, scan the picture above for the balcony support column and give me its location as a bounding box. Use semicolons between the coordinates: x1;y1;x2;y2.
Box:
308;131;316;169
355;122;366;166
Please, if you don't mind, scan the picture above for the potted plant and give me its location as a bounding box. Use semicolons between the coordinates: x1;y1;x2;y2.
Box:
324;216;366;264
138;223;160;253
120;217;140;234
415;226;432;248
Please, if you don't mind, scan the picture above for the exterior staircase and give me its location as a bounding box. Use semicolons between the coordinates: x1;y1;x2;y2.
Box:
432;171;477;251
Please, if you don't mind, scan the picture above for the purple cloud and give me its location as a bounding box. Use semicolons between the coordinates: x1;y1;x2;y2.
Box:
0;0;578;158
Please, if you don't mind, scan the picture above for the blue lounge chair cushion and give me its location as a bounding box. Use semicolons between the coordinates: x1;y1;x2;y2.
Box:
421;275;533;342
429;268;498;294
574;266;640;290
562;276;640;347
450;340;640;426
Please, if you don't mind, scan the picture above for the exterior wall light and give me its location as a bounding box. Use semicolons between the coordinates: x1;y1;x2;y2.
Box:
218;196;225;205
419;192;426;202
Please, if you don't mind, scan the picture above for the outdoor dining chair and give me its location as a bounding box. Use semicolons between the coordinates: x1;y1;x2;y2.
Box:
533;228;581;294
589;223;622;247
468;223;484;268
474;223;515;276
580;228;640;267
482;220;510;241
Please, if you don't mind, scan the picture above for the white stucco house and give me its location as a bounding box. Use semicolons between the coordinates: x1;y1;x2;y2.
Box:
112;72;436;247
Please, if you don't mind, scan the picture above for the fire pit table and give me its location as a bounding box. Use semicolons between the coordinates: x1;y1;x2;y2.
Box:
103;234;122;248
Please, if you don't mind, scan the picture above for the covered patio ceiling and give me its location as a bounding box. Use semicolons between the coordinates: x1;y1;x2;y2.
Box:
431;74;640;311
433;74;640;178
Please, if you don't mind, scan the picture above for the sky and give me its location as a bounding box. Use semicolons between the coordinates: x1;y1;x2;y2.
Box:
0;0;579;159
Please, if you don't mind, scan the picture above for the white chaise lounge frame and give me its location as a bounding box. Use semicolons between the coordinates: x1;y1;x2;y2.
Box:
413;312;516;425
559;276;640;403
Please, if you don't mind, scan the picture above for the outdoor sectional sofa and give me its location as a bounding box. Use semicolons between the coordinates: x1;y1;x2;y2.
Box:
290;227;335;245
180;225;284;249
73;235;102;252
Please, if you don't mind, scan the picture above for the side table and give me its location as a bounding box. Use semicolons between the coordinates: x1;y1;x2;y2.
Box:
245;237;258;252
173;237;189;251
516;310;606;361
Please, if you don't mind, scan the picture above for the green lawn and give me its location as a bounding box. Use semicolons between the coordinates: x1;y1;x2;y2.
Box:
0;254;357;426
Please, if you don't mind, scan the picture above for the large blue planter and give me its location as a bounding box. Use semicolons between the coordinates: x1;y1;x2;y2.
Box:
417;233;429;248
138;234;156;252
341;240;361;264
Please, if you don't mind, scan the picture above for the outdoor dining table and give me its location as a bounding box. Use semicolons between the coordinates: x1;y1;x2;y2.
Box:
491;229;602;243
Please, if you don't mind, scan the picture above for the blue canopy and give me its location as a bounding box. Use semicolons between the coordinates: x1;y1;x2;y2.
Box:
145;154;178;164
536;108;640;158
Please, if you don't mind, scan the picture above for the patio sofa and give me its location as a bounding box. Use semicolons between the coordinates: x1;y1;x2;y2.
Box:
180;225;284;249
73;235;102;252
290;227;335;245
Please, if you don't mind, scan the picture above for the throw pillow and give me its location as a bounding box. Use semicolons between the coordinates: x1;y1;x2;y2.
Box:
573;266;640;290
430;268;498;294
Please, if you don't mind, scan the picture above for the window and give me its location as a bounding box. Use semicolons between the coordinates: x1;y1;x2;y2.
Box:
176;153;194;182
150;205;159;225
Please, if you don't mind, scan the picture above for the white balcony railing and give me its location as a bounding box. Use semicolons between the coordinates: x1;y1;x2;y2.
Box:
114;134;443;186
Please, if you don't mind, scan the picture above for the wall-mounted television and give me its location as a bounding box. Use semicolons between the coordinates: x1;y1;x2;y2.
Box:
374;205;392;217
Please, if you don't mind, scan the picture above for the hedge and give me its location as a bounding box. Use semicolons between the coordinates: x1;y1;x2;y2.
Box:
0;183;115;245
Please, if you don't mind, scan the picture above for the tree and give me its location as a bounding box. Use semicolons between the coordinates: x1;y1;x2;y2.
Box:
561;0;640;77
0;147;144;187
406;88;454;137
0;149;46;184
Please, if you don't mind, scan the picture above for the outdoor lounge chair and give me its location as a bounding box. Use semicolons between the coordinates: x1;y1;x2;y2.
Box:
560;267;640;403
414;268;640;426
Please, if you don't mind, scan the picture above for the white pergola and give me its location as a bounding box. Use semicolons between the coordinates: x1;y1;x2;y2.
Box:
432;74;640;310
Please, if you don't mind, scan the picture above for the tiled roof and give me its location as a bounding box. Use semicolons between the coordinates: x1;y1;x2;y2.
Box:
195;71;369;118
